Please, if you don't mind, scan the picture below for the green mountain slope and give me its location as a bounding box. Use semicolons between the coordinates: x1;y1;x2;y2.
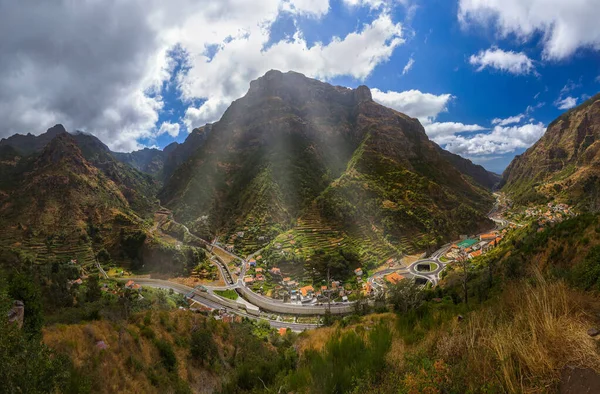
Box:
501;93;600;209
160;70;495;269
0;132;140;266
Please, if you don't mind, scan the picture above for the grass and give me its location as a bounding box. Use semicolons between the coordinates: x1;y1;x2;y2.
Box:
398;273;600;393
214;289;238;300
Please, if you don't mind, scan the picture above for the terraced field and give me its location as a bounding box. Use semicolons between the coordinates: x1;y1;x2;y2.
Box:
0;226;97;268
260;204;412;280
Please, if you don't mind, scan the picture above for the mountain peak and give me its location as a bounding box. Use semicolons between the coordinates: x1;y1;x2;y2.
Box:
46;124;68;137
354;85;372;103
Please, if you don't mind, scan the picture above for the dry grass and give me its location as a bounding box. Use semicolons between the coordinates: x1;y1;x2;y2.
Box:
438;273;600;393
43;310;225;394
296;313;396;354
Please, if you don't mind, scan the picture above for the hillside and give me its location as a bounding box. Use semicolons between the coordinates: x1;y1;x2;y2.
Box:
160;70;495;270
162;126;211;181
0;128;200;274
113;146;174;179
0;132;139;267
501;93;600;209
0;125;161;215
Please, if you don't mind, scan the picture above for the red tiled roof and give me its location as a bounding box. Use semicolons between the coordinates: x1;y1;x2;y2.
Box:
385;272;404;284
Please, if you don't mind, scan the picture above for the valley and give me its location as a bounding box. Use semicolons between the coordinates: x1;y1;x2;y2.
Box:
1;71;599;394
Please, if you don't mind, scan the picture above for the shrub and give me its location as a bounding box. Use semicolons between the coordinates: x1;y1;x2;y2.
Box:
154;339;177;372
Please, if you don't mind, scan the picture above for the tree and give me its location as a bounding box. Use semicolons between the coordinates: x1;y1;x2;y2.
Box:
456;251;470;305
190;326;218;365
387;279;424;313
0;281;71;392
85;275;102;303
8;272;44;336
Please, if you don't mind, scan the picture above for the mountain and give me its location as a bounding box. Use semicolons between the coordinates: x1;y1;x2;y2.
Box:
0;132;141;266
1;126;161;215
112;147;170;178
0;125;211;274
0;124;67;155
501;93;600;209
160;70;495;270
436;146;501;190
111;126;209;181
161;125;211;180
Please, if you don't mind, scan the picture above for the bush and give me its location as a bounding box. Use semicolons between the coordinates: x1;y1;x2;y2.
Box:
154;339;177;372
190;327;218;365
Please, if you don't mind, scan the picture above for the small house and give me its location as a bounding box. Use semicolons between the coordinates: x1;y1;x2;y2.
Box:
384;272;403;285
354;268;363;276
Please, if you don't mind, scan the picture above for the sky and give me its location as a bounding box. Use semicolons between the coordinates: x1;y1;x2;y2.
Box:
1;0;599;173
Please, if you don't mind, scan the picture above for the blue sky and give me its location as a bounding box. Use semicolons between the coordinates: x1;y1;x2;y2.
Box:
2;0;599;174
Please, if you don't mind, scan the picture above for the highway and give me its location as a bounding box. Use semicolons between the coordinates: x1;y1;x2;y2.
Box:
126;196;507;329
123;278;319;331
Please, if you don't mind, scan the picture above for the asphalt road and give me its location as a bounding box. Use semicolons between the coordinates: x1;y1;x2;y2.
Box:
124;278;319;331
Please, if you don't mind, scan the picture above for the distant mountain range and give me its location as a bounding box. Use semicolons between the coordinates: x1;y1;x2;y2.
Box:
15;70;595;275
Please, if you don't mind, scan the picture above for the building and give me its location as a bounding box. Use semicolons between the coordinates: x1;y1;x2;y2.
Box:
354;268;363;276
468;250;482;259
270;267;281;275
255;274;265;281
480;232;497;241
384;272;404;285
243;276;254;284
456;238;479;250
255;267;263;273
300;285;314;298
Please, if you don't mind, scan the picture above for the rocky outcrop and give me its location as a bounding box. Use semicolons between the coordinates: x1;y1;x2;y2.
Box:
7;300;24;329
501;93;600;209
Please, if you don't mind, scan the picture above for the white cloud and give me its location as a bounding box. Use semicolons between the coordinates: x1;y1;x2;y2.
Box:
560;78;582;95
424;122;487;144
458;0;600;60
343;0;406;9
157;121;180;138
402;56;415;75
596;75;600;83
284;0;330;17
469;47;535;75
178;13;404;128
0;1;405;151
491;114;524;126
444;122;546;156
554;96;578;110
371;88;452;124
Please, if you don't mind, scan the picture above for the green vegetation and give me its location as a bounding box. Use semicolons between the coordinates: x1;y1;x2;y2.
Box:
214;289;239;300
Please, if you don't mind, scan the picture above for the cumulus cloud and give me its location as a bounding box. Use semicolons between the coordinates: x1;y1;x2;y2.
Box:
0;0;405;150
284;0;330;17
343;0;407;9
157;122;180;138
402;56;415;75
444;122;546;156
371;88;452;124
458;0;600;60
554;96;578;110
178;12;404;128
424;122;487;145
469;47;535;75
491;114;524;126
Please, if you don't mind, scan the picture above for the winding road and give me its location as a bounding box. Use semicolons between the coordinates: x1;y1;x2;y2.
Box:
119;196;508;330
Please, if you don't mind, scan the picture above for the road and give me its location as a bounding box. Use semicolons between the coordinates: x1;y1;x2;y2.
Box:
125;278;318;331
113;196;506;328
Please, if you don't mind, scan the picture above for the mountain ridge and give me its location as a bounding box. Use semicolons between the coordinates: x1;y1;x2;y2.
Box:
159;70;496;271
501;92;600;209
